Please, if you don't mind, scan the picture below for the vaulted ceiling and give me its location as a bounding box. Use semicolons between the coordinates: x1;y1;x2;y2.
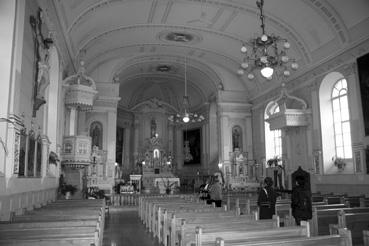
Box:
41;0;369;111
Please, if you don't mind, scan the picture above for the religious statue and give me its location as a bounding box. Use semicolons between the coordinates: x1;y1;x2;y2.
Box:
232;127;241;150
30;8;53;101
150;118;157;138
184;140;193;162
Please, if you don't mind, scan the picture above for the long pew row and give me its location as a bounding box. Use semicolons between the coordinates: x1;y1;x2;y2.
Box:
223;191;369;245
139;195;354;246
0;199;106;246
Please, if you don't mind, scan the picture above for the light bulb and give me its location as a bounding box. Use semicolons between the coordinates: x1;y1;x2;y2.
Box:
241;62;249;69
183;113;190;123
291;62;299;70
241;46;247;53
260;66;274;78
283;70;290;77
284;42;290;49
261;34;268;42
281;56;289;63
260;56;268;63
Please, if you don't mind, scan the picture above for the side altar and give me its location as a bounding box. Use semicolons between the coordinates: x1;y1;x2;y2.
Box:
221;148;261;191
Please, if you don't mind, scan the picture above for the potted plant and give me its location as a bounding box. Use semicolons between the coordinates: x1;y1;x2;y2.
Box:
162;178;177;195
60;184;77;199
333;157;346;171
267;156;282;167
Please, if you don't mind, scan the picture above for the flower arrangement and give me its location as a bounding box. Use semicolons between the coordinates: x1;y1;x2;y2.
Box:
333;157;346;170
161;177;177;194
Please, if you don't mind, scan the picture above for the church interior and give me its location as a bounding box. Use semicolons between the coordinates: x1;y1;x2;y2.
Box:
1;0;369;245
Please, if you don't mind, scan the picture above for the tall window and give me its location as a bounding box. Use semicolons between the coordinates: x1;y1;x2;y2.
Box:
331;78;352;158
265;105;282;160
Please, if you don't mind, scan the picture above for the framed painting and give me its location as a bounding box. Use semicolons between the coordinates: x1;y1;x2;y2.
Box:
183;128;201;165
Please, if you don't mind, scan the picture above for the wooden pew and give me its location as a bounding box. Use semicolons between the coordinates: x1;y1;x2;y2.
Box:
363;230;369;246
311;207;369;236
158;206;234;245
194;222;310;246
329;210;369;245
214;227;352;246
168;212;272;246
0;199;105;246
360;197;369;207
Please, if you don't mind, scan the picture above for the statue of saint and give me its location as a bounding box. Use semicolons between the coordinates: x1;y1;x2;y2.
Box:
150;118;157;138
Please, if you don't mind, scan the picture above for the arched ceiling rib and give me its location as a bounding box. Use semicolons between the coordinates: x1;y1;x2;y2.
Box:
39;0;369;106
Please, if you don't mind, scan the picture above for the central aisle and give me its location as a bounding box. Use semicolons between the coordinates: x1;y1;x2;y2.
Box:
103;207;159;246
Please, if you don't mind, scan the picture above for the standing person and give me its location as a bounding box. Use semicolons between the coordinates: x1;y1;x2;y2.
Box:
291;175;312;225
257;177;278;219
209;175;223;207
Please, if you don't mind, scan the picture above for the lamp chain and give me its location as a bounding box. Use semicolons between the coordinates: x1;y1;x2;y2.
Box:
184;56;187;97
257;0;266;35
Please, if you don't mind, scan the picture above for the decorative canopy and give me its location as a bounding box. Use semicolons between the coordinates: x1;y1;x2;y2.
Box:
64;61;98;111
266;83;310;130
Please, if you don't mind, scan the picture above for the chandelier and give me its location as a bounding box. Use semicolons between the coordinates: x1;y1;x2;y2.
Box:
168;57;205;123
237;0;298;80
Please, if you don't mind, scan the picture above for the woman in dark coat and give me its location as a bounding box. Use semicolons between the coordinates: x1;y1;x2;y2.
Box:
257;177;278;219
291;175;312;225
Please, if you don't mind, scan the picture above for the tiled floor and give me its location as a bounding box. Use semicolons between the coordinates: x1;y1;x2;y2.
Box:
103;207;159;246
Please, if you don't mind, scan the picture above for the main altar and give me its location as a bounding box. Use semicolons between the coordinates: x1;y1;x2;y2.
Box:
135;134;179;193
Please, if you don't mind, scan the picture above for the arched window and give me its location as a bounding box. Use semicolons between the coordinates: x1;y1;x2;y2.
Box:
265;104;282;161
331;78;352;158
319;72;353;174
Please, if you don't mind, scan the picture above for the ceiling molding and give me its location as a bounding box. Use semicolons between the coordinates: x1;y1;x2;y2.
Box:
302;0;350;44
147;0;158;24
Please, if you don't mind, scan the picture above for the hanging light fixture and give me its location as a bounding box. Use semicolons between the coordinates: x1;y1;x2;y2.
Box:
237;0;298;79
168;57;205;124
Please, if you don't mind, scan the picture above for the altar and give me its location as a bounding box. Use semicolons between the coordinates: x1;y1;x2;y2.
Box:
222;148;261;191
154;177;180;194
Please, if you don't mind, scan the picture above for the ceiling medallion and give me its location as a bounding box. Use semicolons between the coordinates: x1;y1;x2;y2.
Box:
158;30;202;45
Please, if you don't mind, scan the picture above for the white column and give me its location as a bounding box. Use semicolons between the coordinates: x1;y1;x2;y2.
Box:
245;116;253;160
0;0;20;175
220;114;229;163
168;122;174;154
107;110;117;178
133;120;139;170
69;108;77;136
41;135;50;177
175;127;183;170
202;123;207;171
124;126;131;167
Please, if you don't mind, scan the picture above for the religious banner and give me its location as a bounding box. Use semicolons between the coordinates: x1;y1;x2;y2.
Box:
183;128;201;165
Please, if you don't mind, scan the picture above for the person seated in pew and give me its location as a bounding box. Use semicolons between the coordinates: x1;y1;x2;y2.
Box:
291;175;312;225
209;175;223;207
257;177;279;219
